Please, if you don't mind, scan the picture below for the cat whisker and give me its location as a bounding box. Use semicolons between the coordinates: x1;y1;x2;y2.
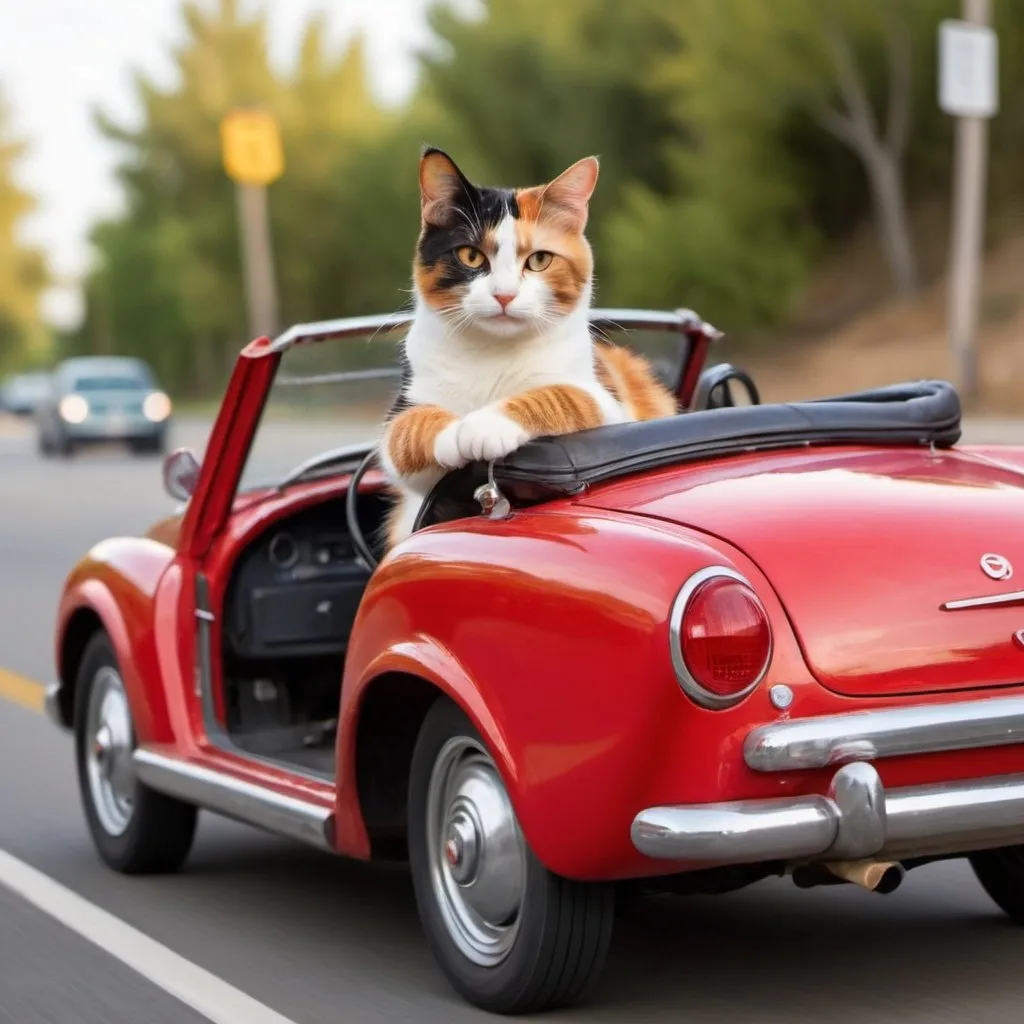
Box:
364;299;417;346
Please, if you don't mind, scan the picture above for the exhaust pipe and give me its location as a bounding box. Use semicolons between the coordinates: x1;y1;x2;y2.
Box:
825;858;905;894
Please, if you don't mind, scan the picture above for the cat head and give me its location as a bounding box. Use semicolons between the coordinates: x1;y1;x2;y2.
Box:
413;147;599;340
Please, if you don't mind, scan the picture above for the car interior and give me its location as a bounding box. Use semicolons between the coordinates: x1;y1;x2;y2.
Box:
215;487;390;779
203;352;962;784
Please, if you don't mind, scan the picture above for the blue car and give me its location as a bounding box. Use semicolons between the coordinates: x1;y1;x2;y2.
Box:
35;356;172;457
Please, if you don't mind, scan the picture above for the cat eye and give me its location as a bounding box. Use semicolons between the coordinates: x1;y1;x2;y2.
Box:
525;250;554;272
456;246;487;269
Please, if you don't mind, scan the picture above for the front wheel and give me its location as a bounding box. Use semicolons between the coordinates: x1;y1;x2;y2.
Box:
408;699;615;1014
74;631;198;874
969;847;1024;923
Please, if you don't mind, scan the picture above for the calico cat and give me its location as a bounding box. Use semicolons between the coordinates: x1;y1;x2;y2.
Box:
379;147;678;550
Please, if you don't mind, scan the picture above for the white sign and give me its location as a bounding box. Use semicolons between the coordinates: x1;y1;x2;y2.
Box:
939;20;999;118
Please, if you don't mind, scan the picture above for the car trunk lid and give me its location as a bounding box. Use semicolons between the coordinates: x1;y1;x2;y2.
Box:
579;445;1024;699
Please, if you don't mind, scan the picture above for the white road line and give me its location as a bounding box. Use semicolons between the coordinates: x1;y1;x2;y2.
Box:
0;849;300;1024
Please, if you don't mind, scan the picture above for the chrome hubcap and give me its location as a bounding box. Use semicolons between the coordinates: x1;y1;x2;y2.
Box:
427;736;526;967
84;666;135;836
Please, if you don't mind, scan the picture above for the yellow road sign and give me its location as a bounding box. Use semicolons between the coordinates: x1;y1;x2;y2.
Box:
220;109;284;186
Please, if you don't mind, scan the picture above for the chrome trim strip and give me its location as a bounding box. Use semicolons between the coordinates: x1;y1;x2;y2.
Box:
668;565;773;710
940;589;1024;610
43;682;70;731
744;694;1024;772
268;307;709;353
632;763;1024;865
133;749;335;851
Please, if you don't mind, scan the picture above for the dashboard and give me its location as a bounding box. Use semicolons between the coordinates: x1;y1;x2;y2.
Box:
223;496;387;660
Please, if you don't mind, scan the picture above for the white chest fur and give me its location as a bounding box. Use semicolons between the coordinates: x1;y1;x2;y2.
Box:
403;304;611;416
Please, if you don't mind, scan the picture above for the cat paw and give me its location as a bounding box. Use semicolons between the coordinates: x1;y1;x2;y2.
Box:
455;407;530;463
433;421;466;469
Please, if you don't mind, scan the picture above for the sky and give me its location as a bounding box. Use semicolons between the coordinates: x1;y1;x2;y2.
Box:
0;0;472;329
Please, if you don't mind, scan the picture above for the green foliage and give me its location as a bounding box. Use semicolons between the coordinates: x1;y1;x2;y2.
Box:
64;0;1024;391
0;91;48;370
75;0;399;393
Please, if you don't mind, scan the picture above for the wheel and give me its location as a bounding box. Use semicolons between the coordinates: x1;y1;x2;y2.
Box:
36;431;52;456
969;847;1024;923
408;699;615;1014
74;631;197;873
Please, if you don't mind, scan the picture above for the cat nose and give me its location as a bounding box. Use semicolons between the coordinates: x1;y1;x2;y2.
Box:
494;293;515;311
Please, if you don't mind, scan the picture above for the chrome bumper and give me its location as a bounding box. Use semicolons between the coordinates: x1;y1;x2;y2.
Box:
633;694;1024;865
43;682;70;731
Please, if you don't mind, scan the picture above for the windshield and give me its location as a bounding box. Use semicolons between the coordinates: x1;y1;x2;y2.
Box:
237;321;688;493
72;375;151;391
239;328;401;491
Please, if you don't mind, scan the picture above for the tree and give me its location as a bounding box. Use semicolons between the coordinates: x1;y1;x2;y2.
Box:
418;0;682;230
801;0;926;297
0;90;47;369
75;0;392;393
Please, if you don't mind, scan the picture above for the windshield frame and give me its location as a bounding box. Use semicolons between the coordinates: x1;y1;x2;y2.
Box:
234;307;719;497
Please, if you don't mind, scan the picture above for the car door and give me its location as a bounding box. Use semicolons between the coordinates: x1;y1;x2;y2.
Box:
172;337;281;743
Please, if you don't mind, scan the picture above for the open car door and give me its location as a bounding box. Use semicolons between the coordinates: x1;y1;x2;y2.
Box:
175;335;280;560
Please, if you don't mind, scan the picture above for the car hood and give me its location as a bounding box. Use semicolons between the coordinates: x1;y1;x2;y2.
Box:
579;445;1024;699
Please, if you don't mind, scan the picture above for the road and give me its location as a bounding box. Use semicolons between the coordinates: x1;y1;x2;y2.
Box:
2;410;1024;1023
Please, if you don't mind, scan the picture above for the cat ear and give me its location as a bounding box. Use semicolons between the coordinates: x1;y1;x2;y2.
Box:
419;147;475;226
540;156;599;230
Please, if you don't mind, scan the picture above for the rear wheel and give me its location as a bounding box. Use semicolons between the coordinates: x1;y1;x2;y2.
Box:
408;699;615;1014
969;847;1024;923
74;631;197;873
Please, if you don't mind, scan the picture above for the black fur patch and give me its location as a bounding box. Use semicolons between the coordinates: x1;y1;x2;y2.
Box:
384;349;413;421
417;163;520;290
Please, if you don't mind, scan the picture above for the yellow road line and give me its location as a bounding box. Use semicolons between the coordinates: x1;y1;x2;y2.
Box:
0;668;44;714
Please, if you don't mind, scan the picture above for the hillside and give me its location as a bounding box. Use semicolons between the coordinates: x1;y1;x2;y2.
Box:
739;230;1024;415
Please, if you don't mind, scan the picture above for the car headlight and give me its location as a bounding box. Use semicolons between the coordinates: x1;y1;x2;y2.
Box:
58;394;89;424
143;391;172;423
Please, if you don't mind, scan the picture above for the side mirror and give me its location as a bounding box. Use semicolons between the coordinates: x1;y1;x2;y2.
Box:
163;447;201;502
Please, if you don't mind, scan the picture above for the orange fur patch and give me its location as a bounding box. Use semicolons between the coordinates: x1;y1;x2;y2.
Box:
509;209;592;314
595;344;678;420
503;385;604;436
412;255;460;313
385;405;457;475
514;186;545;224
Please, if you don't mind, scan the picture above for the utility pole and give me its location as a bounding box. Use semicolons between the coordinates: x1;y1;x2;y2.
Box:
940;1;998;405
220;108;284;340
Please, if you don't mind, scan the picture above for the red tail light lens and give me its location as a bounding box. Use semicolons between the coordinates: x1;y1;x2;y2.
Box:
670;569;773;708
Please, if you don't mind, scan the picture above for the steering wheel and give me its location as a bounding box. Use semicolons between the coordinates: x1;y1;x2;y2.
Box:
345;448;493;574
346;446;384;571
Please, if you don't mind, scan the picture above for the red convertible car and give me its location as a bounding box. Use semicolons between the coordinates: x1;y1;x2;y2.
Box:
45;307;1024;1014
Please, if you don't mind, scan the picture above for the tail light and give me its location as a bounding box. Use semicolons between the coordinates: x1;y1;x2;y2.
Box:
669;566;773;708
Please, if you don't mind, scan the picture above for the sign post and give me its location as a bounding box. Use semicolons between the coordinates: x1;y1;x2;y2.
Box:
220;108;284;341
939;3;998;404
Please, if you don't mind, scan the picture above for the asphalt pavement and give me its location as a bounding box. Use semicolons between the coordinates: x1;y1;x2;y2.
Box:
2;410;1024;1023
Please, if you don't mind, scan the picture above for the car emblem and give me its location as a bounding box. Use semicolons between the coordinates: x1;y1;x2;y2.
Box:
981;553;1013;581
